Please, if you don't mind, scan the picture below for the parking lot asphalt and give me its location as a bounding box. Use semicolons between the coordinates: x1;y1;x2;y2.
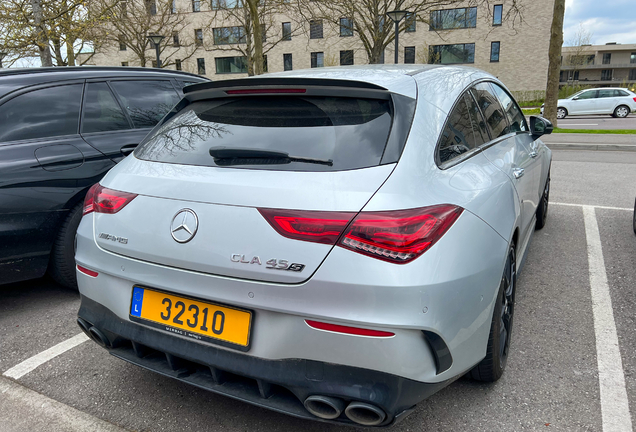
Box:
1;150;636;432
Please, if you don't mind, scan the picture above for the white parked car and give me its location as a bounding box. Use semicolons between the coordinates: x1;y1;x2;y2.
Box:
540;88;636;119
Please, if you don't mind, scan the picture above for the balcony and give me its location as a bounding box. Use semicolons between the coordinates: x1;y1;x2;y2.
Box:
561;63;636;70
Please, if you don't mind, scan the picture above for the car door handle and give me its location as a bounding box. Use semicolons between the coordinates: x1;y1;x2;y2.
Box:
513;168;525;179
529;151;538;158
120;144;137;156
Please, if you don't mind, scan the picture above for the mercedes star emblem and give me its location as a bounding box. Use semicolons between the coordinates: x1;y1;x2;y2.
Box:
170;209;199;243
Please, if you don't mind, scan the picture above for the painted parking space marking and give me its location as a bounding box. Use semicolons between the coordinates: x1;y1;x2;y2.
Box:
553;202;632;212
582;206;633;432
559;123;599;126
2;333;89;380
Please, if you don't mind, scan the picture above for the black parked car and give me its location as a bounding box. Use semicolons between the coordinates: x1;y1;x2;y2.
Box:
0;67;207;288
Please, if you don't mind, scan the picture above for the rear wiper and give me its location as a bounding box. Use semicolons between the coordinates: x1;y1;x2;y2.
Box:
209;147;333;166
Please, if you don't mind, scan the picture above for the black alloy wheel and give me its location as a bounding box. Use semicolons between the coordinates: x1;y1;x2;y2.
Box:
470;242;516;382
535;173;550;230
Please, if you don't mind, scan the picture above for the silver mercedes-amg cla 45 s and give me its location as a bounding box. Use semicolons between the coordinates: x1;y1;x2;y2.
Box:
76;65;552;427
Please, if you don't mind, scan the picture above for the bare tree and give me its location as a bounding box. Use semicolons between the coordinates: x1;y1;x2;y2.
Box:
93;0;200;68
543;0;566;126
204;0;300;75
562;23;594;83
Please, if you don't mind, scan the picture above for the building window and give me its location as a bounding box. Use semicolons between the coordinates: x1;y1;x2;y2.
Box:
151;60;158;68
119;37;126;51
429;43;475;64
340;50;354;66
490;41;500;62
263;55;268;72
404;46;415;64
145;0;156;15
493;4;502;26
430;7;477;31
379;49;384;64
405;13;416;32
215;56;248;73
213;26;246;44
573;71;579;80
310;20;323;39
629;69;636;80
283;53;293;71
171;0;176;13
377;15;385;33
197;58;206;74
121;61;129;66
282;22;292;40
631;52;636;64
602;53;611;64
311;52;324;68
340;17;353;36
175;59;182;70
601;69;612;81
172;32;180;46
195;29;203;46
212;0;239;9
192;0;200;11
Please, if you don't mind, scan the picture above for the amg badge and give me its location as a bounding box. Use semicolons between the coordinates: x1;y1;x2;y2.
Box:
98;233;128;244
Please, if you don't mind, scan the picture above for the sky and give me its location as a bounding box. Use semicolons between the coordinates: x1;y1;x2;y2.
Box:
563;0;636;46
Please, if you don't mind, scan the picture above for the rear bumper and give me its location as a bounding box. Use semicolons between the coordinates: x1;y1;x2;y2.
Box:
78;295;453;427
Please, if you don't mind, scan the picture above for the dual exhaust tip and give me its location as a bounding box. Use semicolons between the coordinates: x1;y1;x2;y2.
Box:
304;395;386;426
77;318;111;348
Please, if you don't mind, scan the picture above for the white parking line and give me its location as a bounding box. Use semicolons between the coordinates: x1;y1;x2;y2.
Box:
2;333;89;380
558;123;598;126
582;206;633;432
553;202;632;212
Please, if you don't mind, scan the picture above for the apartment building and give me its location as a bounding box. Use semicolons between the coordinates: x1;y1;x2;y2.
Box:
81;0;555;94
560;43;636;87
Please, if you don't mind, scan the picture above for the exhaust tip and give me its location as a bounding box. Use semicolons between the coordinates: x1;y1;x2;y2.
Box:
345;402;386;426
88;326;111;348
76;318;92;337
304;395;345;420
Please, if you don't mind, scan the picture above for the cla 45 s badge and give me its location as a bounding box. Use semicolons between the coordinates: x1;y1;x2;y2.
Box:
230;254;305;272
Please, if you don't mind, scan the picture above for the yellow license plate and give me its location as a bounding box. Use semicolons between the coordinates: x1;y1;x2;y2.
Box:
129;286;252;349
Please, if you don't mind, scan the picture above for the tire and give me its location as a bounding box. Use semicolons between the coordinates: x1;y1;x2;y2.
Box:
556;108;567;119
614;105;630;119
470;242;516;382
535;172;550;230
48;202;83;289
632;198;636;235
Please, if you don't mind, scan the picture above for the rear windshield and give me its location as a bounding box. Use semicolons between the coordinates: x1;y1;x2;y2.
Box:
134;96;393;171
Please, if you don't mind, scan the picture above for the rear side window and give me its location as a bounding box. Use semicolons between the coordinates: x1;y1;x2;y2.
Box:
470;83;508;138
135;96;393;172
81;83;131;134
109;80;179;128
491;83;527;132
0;84;82;143
438;95;480;163
614;89;629;97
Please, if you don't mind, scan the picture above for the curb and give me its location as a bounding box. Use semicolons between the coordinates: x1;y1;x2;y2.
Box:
545;143;636;152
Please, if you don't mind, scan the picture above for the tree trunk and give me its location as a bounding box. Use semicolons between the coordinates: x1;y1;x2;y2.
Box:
544;0;565;126
31;0;53;66
53;37;64;65
66;40;76;66
247;0;263;75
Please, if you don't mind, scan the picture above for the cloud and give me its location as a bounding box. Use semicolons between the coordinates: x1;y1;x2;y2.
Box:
563;0;636;45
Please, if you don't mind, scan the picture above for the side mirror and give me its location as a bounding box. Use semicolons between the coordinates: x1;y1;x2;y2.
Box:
530;116;553;138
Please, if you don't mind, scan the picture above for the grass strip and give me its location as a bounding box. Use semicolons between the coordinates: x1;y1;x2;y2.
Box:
522;108;541;115
553;128;636;134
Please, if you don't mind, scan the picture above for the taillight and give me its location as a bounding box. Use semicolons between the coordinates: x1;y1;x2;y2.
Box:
258;208;355;245
633;97;636;103
77;265;98;277
83;184;137;216
338;205;463;264
259;204;463;264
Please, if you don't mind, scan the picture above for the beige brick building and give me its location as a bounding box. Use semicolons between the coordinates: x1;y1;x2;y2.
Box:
82;0;555;95
560;43;636;89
